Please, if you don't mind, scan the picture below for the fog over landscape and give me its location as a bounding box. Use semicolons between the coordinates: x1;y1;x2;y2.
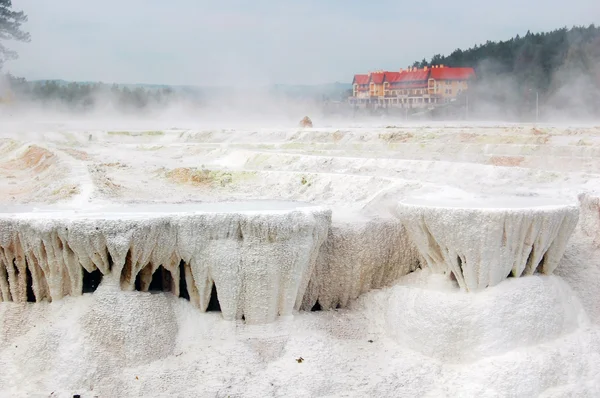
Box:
0;0;598;123
1;1;600;398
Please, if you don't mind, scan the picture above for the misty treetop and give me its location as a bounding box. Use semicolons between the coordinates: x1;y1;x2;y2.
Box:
412;25;600;116
1;75;348;112
3;76;186;111
0;0;30;69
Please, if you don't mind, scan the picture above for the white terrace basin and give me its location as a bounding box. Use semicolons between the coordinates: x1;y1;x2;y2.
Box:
0;201;331;324
396;196;579;291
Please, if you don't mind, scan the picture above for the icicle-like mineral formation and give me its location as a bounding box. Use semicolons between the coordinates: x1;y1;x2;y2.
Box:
0;202;330;324
396;197;579;291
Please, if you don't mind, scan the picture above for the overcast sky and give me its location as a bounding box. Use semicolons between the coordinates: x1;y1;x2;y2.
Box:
5;0;599;86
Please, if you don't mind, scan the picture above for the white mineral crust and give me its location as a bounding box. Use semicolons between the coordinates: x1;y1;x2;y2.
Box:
396;197;579;291
0;202;331;324
301;215;421;310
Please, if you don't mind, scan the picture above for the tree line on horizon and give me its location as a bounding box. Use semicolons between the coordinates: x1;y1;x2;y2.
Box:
2;76;195;111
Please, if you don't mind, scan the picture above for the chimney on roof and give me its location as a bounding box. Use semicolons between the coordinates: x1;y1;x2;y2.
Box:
399;68;403;73
424;66;428;71
440;64;444;68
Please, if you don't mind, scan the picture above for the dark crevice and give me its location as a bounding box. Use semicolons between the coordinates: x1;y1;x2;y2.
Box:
134;269;143;291
133;265;174;293
454;255;465;282
535;254;546;274
12;258;19;276
107;250;113;272
1;266;9;289
82;268;103;293
120;249;133;287
163;267;173;293
178;260;190;300
524;248;534;277
25;266;36;302
311;301;322;312
148;266;166;292
206;283;221;312
415;257;423;271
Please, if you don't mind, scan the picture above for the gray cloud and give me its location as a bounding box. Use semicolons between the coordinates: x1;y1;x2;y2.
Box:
5;0;599;85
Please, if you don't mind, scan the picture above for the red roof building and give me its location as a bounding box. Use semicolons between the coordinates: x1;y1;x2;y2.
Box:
352;74;369;85
351;65;476;108
429;67;475;81
369;72;385;84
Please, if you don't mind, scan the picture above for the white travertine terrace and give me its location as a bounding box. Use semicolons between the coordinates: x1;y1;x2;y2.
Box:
396;196;579;291
0;202;426;320
2;125;600;396
0;202;331;324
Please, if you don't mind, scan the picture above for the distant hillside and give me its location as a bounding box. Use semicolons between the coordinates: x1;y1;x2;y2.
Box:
413;24;600;118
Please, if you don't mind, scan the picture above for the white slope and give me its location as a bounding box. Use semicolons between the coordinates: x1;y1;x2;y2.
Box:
0;122;599;396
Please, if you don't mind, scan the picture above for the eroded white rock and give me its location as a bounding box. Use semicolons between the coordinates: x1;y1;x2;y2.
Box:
301;215;421;310
396;197;579;291
0;202;330;324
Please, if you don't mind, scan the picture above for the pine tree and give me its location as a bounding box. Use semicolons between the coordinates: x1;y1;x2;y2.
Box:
0;0;30;69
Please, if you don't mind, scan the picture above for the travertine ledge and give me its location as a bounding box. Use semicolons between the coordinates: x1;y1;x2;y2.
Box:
396;197;579;291
0;202;330;324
